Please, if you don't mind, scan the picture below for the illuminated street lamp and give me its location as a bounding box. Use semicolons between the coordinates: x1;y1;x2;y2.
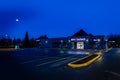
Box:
60;40;63;48
5;34;8;39
5;34;8;37
105;39;108;50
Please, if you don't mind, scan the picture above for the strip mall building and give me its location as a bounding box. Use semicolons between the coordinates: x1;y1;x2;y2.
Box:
37;30;107;50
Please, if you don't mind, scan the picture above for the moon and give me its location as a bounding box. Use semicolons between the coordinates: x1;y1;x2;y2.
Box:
16;18;19;22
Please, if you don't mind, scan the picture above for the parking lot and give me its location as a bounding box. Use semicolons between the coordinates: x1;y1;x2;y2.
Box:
0;48;120;80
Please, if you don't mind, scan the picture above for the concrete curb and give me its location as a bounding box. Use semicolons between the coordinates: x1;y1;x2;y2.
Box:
67;54;101;68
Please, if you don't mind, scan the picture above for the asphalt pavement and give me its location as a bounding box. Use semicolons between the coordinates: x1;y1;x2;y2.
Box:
0;48;120;80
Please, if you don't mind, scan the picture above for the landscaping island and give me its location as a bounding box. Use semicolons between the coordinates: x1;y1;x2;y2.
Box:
68;54;100;68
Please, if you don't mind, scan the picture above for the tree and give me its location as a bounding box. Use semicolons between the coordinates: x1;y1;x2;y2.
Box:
22;32;30;48
13;38;22;47
30;38;37;47
0;37;13;48
88;33;94;37
38;35;48;39
108;34;120;48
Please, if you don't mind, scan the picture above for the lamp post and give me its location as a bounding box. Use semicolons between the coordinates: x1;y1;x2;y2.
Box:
60;40;63;48
105;39;108;50
68;40;71;49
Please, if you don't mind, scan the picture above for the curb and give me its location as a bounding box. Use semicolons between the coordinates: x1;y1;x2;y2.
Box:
67;54;101;68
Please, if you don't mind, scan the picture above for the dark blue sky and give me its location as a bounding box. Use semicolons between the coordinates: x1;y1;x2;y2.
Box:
0;0;120;39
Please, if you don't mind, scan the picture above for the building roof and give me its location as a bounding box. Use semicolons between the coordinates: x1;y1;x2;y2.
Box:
72;29;88;37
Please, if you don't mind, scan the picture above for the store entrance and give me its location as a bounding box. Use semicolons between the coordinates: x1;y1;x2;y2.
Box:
77;42;84;49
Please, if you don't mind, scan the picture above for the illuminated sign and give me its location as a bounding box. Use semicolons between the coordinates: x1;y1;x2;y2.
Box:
71;38;86;41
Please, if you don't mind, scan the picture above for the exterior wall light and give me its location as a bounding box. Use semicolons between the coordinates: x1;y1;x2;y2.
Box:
68;40;71;42
61;40;63;43
45;40;48;44
86;39;89;42
98;39;101;42
36;40;40;42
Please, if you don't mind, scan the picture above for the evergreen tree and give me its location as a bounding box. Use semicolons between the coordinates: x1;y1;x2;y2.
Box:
22;32;30;48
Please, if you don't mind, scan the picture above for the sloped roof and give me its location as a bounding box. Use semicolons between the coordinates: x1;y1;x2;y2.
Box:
72;29;88;37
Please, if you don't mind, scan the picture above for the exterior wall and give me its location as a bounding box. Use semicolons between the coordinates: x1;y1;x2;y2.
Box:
37;35;106;50
38;37;69;48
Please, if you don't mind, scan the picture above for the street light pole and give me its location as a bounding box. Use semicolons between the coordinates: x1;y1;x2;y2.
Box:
105;39;108;50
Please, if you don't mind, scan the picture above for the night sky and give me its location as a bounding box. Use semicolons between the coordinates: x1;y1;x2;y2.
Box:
0;0;120;39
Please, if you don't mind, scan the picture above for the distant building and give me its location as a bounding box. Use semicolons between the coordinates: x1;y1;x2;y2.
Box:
36;29;107;50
